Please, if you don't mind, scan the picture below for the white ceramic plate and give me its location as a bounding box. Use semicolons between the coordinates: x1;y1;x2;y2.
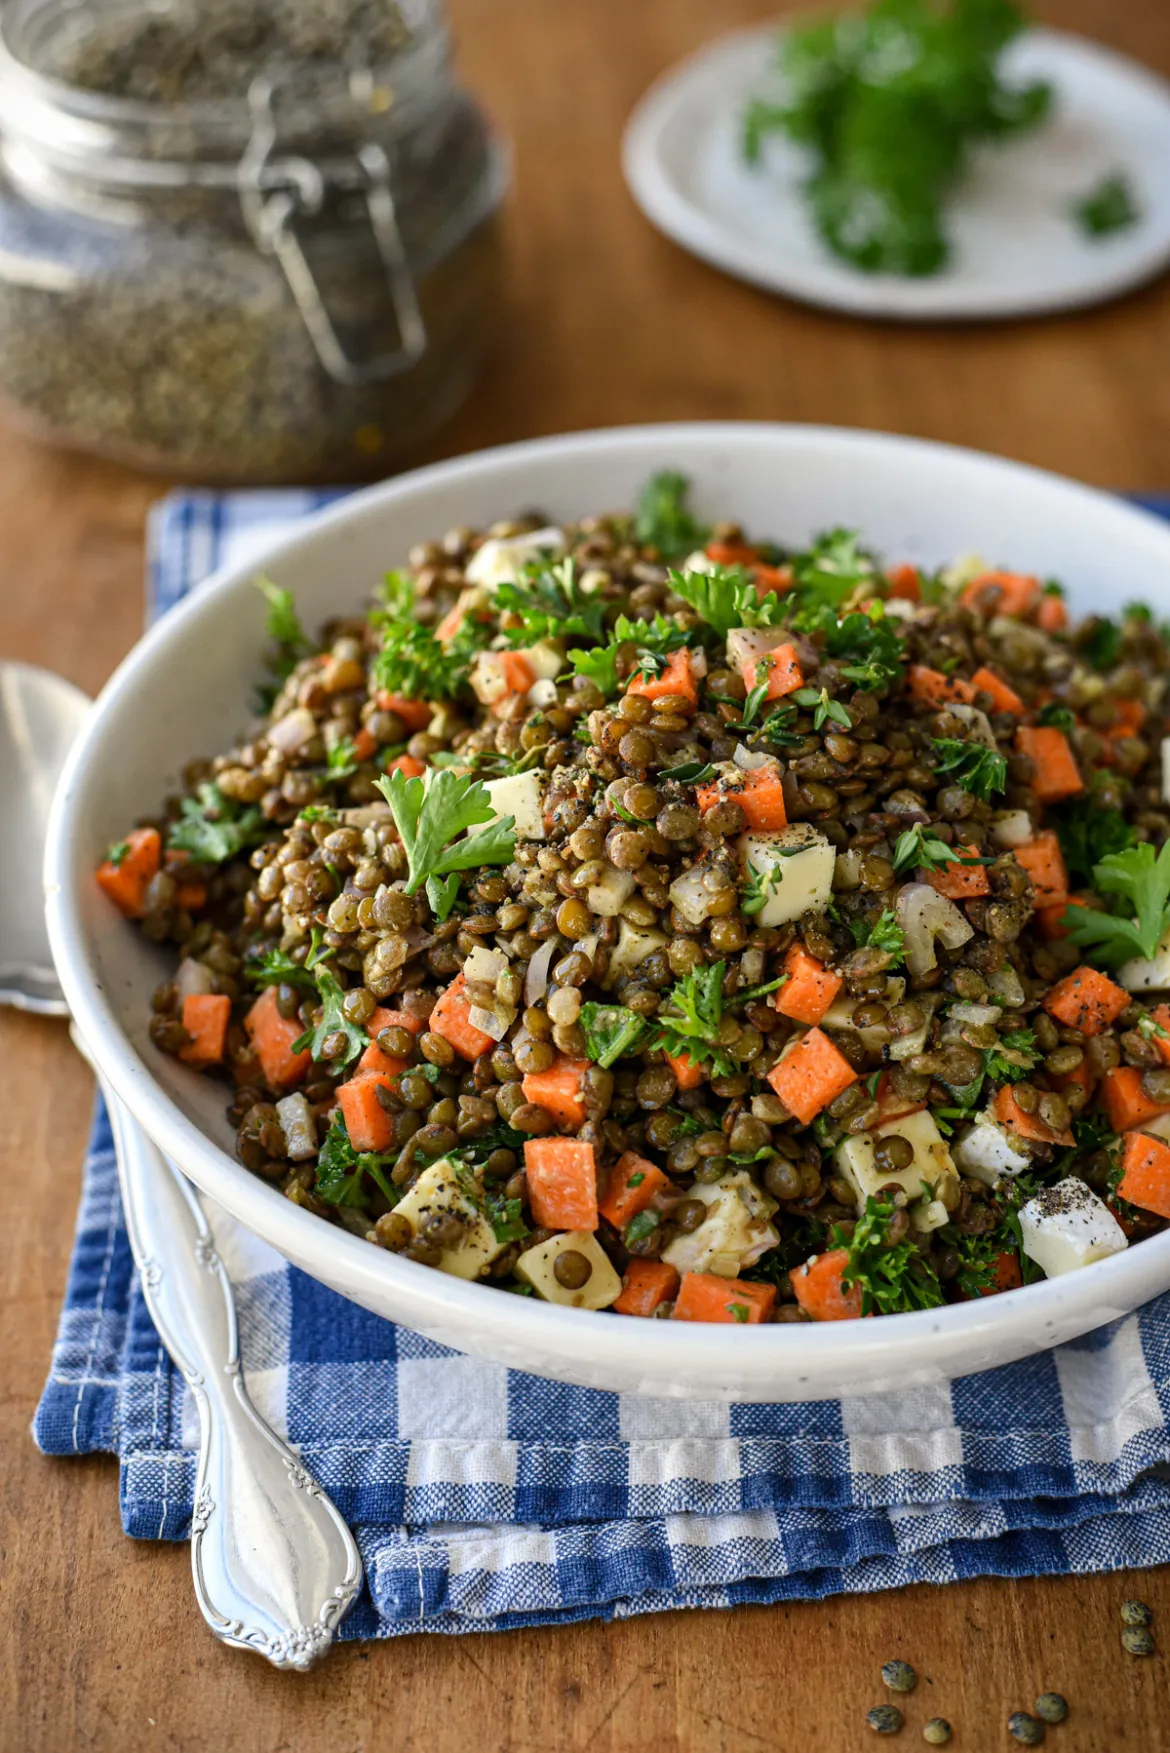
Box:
622;25;1170;320
43;423;1170;1401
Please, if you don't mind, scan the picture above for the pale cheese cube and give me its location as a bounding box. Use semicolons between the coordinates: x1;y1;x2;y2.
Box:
514;1231;623;1309
835;1111;958;1210
739;825;835;928
952;1113;1032;1186
464;527;565;589
910;1197;950;1234
466;769;546;841
603;918;667;987
1017;1178;1128;1278
1119;924;1170;992
588;865;637;916
394;1159;507;1282
661;1173;779;1278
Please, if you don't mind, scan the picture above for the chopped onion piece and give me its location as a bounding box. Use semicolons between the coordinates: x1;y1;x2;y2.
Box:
469;1003;513;1042
990;810;1033;848
987;964;1026;1008
524;938;556;1006
267;706;318;753
464;945;507;986
668;863;721;927
276;1093;318;1162
733;743;776;773
174;957;214;1002
947;704;997;748
895;882;974;978
588;864;638;917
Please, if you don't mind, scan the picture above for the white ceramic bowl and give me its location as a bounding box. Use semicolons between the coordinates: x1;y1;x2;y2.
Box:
44;423;1170;1402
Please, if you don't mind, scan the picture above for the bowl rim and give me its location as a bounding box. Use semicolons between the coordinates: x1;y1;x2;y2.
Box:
44;419;1170;1379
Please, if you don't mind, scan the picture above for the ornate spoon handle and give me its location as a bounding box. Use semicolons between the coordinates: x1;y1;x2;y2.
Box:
96;1068;363;1668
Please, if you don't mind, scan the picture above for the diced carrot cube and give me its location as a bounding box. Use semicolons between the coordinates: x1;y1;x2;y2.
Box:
671;1273;775;1324
791;1249;864;1321
1149;1005;1170;1067
907;664;975;708
178;993;231;1068
244;985;312;1089
705;541;758;567
175;879;208;912
336;1073;396;1153
367;1007;427;1040
956;1249;1023;1300
925;846;991;900
1014;832;1068;908
598;1151;673;1230
775;944;843;1027
886;563;921;602
429;973;495;1062
1049;1056;1095;1103
959;570;1041;618
970;666;1025;715
358;1041;409;1079
740;640;804;703
664;1049;703;1091
626;647;698;710
521;1056;590;1130
523;1137;598;1231
613;1258;681;1317
751;563;794;600
993;1084;1074;1147
874;1069;928;1124
375;692;432;732
1043;966;1129;1037
1014;726;1083;803
1037;896;1088;940
695;762;788;831
1102;1067;1170;1135
385;753;426;778
1118;1130;1170;1221
1107;698;1147;738
95;826;162;919
1037;594;1068;633
351;726;378;762
766;1027;857;1125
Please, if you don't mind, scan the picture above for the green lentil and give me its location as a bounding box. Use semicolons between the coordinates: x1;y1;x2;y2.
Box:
881;1660;917;1694
922;1723;952;1748
867;1705;903;1735
1007;1713;1044;1745
1122;1626;1155;1656
1034;1695;1067;1725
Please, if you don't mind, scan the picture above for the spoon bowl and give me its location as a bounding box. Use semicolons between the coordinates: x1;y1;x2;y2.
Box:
0;661;89;1013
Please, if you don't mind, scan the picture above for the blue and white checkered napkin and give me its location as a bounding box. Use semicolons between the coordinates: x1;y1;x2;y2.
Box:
35;489;1170;1638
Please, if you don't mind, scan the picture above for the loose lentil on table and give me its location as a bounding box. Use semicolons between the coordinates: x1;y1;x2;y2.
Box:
95;472;1170;1318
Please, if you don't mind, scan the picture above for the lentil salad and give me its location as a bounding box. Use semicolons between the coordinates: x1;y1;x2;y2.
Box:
95;473;1170;1321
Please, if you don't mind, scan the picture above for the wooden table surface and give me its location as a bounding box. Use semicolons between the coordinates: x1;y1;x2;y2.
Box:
6;0;1170;1745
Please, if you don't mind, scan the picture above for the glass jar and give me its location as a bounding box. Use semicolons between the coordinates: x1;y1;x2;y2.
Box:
0;0;507;481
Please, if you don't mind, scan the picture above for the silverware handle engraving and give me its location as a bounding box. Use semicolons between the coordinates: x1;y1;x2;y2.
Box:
98;1075;363;1668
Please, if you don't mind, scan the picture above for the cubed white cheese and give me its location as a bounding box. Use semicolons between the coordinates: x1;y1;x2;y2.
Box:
820;994;894;1057
739;825;835;929
466;769;546;841
887;993;939;1063
393;1159;507;1282
521;639;564;682
946;704;997;749
275;1092;317;1162
990;810;1034;849
910;1197;950;1234
514;1230;623;1309
588;864;637;917
835;1111;959;1209
952;1113;1033;1186
1017;1178;1128;1278
1119;925;1170;992
661;1173;779;1278
604;918;668;987
464;527;565;589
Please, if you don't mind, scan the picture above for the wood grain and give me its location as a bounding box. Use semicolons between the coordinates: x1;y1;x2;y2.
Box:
3;0;1170;1746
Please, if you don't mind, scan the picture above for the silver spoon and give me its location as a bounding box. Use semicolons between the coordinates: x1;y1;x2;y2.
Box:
2;660;363;1668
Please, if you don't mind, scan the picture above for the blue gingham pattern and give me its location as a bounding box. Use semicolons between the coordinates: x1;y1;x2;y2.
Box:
34;489;1170;1637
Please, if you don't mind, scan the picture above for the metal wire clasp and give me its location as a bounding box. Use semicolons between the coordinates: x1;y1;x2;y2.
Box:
238;76;428;386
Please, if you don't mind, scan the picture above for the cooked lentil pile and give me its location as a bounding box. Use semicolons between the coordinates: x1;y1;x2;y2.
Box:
96;472;1170;1318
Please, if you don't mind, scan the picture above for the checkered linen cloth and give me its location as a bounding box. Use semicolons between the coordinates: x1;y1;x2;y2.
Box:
34;490;1170;1638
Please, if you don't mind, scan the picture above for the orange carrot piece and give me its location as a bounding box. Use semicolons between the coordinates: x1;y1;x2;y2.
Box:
1037;593;1068;633
429;973;495;1062
751;563;794;599
613;1258;681;1317
95;826;162;919
178;993;231;1068
766;1027;857;1125
695;763;788;831
523;1137;598;1231
775;944;843;1026
336;1073;397;1153
521;1056;590;1130
907;663;975;708
1014;832;1068;908
993;1084;1074;1147
886;563;921;602
970;666;1025;715
351;726;378;762
244;985;312;1089
626;647;698;710
791;1249;864;1321
375;691;432;732
957;1249;1024;1300
1149;1004;1170;1068
434;601;466;645
664;1048;703;1091
740;640;804;703
1043;965;1129;1038
1049;1056;1095;1103
385;752;426;778
1117;1131;1170;1221
671;1273;775;1324
959;569;1041;618
1014;726;1083;803
705;541;758;567
874;1069;927;1124
598;1151;673;1230
1107;697;1148;738
175;879;208;912
358;1041;409;1079
367;1007;427;1040
1101;1067;1170;1135
925;846;991;900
